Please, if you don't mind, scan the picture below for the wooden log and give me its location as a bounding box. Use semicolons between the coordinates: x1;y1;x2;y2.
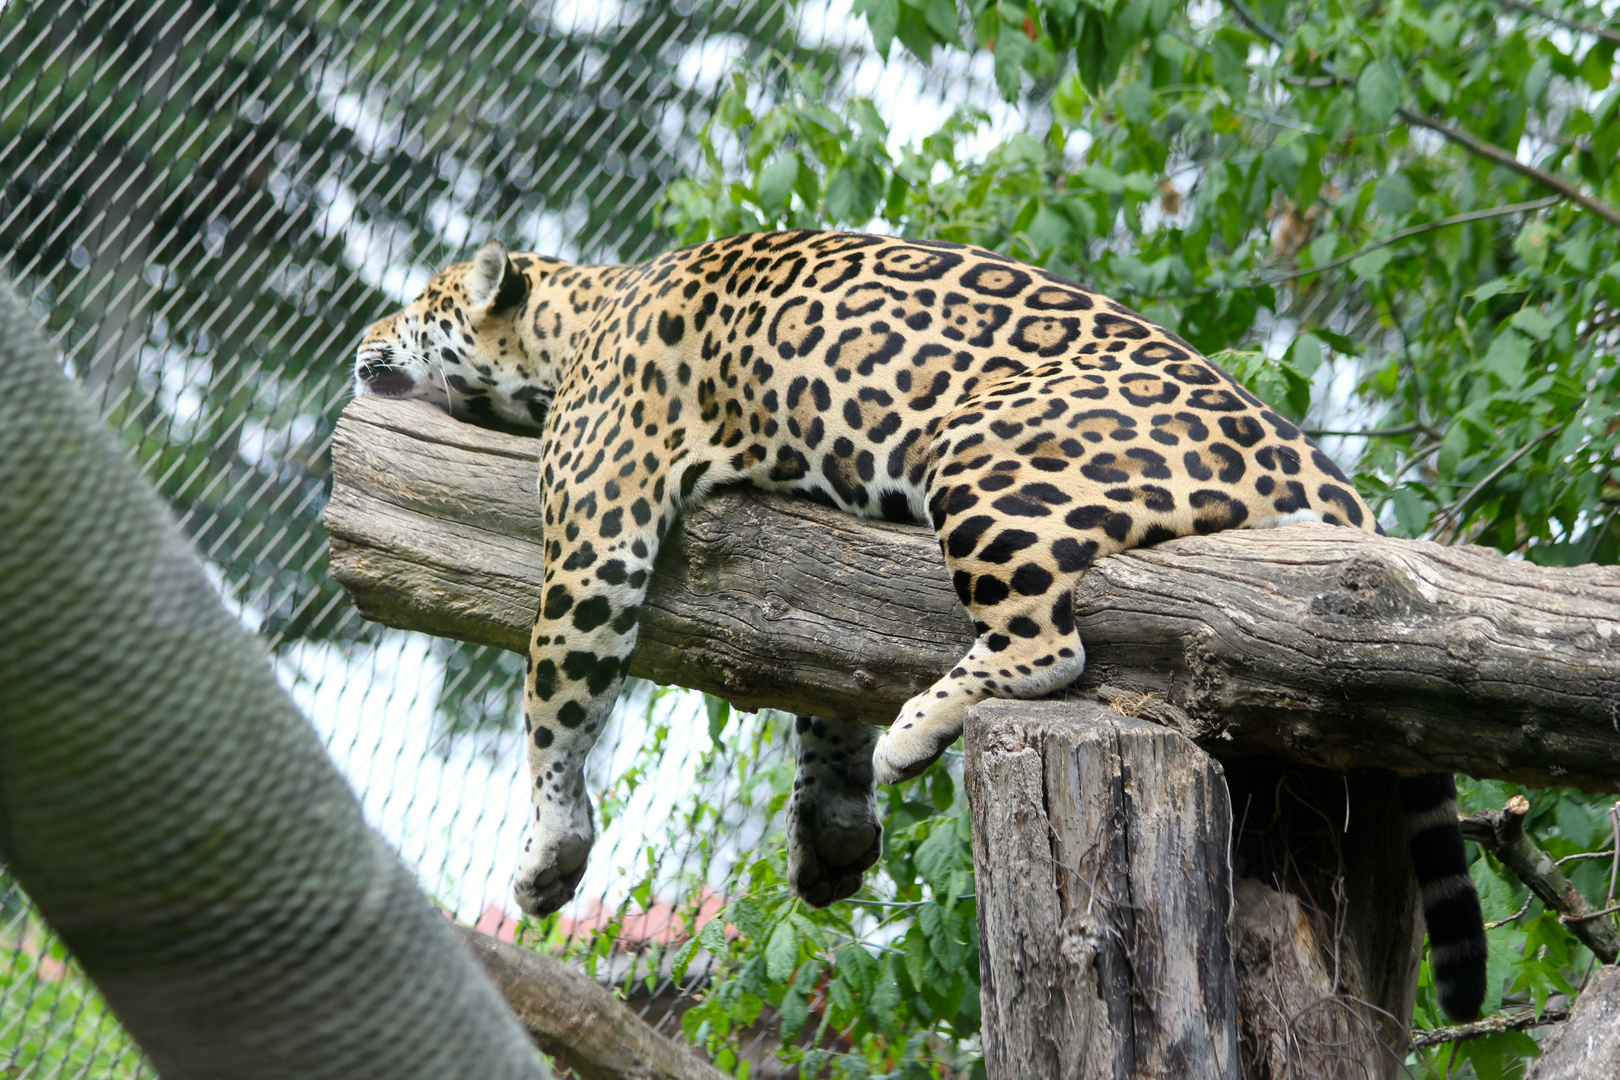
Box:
324;396;1620;791
450;924;728;1080
963;699;1239;1079
1526;964;1620;1080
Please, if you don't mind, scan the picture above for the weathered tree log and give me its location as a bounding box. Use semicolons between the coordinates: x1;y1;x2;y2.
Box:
325;396;1620;791
1526;964;1620;1080
964;700;1240;1079
450;924;727;1080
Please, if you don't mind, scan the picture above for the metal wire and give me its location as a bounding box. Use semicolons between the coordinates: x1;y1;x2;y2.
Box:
0;2;1017;1074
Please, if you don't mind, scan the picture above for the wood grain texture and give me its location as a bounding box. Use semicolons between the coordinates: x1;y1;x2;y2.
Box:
450;924;727;1080
1526;963;1620;1080
325;396;1620;789
963;700;1238;1080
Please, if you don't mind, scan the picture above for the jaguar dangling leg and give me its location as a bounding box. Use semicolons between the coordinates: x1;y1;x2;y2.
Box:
786;716;883;906
513;470;673;916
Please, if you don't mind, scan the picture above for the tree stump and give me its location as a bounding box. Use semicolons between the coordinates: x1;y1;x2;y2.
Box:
965;700;1239;1079
1224;762;1421;1079
964;700;1422;1079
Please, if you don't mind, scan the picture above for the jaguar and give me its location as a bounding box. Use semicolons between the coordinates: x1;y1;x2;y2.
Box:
354;229;1486;1019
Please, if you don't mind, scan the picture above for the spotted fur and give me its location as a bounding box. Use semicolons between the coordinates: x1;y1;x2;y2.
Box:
355;230;1483;1016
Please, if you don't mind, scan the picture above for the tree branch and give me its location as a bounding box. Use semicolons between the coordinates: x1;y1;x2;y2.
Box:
1258;197;1563;286
1433;423;1566;536
1225;0;1620;228
1501;0;1620;46
325;397;1620;791
1410;1008;1570;1051
1461;796;1620;964
450;924;728;1080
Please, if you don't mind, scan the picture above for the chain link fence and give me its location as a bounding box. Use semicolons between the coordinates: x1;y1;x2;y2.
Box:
0;1;1015;1074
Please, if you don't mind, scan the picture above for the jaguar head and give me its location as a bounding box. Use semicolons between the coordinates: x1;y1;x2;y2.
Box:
353;239;562;432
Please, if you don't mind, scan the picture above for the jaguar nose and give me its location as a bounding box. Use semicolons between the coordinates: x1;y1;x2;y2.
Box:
357;362;417;397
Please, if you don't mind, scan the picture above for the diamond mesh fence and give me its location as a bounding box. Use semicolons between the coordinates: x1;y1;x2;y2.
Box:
0;1;1011;1074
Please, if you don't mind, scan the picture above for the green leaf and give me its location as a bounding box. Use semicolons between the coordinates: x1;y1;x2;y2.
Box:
855;0;900;59
903;924;930;987
1471;277;1527;304
1372;175;1416;219
1554;799;1597;848
1078;164;1125;195
923;0;959;41
1209;28;1248;100
992;25;1032;100
1356;60;1401;126
705;694;731;743
1419;63;1453;105
1514;222;1555;272
1118;79;1153;126
669;935;702;984
765;916;800;983
914;818;963;897
895;3;939;62
1509;306;1554;342
1286;332;1324;378
699;914;730;958
1311;328;1359;356
1390;488;1432;536
756;153;800;212
1438;421;1472;478
1348;246;1394;282
1483;328;1531;387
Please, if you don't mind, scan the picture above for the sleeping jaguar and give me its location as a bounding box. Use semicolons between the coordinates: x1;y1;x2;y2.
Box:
355;230;1485;1019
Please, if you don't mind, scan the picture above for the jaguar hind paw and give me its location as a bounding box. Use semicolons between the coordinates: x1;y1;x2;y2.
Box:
788;717;883;906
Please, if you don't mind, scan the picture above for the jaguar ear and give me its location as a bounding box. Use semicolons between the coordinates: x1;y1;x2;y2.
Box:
466;239;527;313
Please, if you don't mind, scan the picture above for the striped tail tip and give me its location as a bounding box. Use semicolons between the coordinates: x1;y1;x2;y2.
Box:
1400;773;1488;1021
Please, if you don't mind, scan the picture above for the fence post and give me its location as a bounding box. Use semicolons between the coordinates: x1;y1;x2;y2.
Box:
964;699;1240;1079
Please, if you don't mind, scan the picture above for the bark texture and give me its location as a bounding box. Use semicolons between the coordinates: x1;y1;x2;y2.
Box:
450;925;727;1080
1462;796;1620;965
1526;964;1620;1080
326;397;1620;791
1223;762;1423;1079
962;700;1239;1080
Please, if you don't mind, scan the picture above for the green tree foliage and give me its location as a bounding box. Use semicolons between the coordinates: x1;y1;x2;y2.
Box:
669;0;1620;563
657;3;1620;1076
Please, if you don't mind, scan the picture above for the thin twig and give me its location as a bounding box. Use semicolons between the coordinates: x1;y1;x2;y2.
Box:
1609;802;1619;906
1410;1008;1571;1051
1303;422;1436;440
1501;0;1620;45
1434;423;1565;531
1394;112;1620;228
1258;197;1563;285
1487;894;1534;930
1224;0;1620;227
1563;901;1620;923
1461;797;1620;964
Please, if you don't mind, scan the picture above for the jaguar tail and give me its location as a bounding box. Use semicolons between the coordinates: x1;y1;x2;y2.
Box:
1400;772;1488;1021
